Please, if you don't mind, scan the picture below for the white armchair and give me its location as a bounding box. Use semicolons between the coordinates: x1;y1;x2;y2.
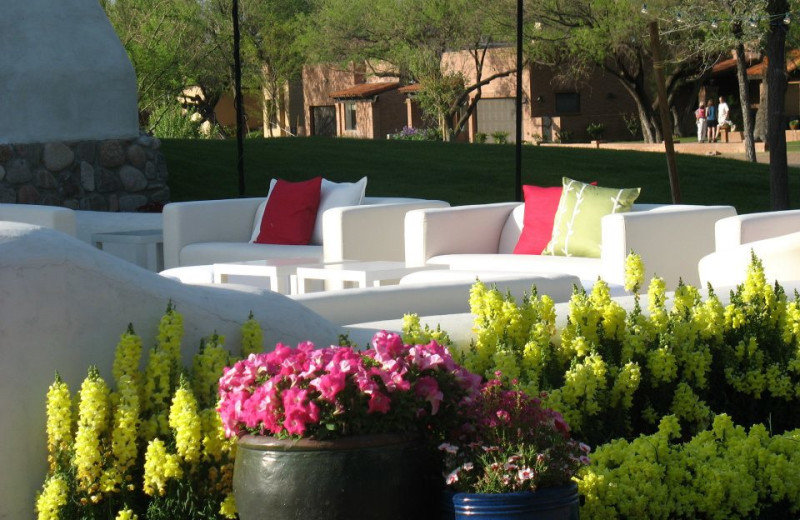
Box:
406;203;736;288
699;210;800;287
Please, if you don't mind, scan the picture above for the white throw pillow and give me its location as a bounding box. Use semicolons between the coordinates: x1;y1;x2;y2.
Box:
310;177;368;245
249;179;278;243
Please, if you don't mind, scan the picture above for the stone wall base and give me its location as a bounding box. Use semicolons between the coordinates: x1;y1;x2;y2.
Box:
0;134;169;212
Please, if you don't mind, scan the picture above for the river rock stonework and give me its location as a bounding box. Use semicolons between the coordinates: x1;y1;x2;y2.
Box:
0;134;169;211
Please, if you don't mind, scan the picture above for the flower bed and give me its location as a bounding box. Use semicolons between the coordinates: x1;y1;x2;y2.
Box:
402;253;800;518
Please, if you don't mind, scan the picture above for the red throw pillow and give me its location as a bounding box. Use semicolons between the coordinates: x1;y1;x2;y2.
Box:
513;185;564;255
255;177;322;245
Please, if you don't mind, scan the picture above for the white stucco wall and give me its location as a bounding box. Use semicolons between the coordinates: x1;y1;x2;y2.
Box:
0;0;138;144
0;223;342;518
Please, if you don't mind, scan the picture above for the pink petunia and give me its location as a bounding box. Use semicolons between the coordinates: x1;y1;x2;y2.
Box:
415;376;444;415
368;390;391;414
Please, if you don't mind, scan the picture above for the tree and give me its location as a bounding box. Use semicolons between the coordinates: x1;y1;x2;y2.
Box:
765;0;791;209
522;0;701;144
240;0;311;137
305;0;516;140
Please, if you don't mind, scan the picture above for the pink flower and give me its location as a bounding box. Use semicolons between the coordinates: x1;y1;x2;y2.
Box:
415;376;444;415
311;371;346;402
517;468;534;482
368;391;391;414
496;410;511;423
438;443;459;454
445;469;460;485
579;442;591;454
580;455;591;465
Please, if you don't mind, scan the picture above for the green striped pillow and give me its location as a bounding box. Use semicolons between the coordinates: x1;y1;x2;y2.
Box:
543;177;641;258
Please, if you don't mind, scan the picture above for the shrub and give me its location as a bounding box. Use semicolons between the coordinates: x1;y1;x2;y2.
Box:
586;123;606;141
555;129;573;143
148;101;203;139
474;132;488;144
490;131;509;144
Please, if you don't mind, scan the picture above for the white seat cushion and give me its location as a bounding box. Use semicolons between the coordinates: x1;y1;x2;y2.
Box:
180;242;323;267
426;254;602;282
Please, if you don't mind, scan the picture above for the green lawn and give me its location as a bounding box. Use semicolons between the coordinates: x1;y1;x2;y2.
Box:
161;137;800;214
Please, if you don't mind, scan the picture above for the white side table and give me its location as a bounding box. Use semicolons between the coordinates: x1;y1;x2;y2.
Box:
212;258;321;294
294;261;446;294
92;229;164;271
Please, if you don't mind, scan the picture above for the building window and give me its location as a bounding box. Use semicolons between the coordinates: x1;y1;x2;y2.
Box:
344;101;357;130
555;92;580;114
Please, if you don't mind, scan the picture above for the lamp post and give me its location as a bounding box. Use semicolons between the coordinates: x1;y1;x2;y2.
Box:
233;0;245;197
515;0;523;202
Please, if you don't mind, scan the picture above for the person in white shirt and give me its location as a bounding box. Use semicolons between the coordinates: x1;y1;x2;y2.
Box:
718;96;731;128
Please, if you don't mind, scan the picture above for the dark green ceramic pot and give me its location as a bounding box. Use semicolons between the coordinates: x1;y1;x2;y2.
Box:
233;433;433;520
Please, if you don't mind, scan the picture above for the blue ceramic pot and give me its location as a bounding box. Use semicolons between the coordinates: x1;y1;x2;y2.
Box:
442;483;579;519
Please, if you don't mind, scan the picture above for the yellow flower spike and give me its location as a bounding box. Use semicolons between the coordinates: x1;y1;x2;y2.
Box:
45;372;73;472
143;438;183;496
73;365;111;493
157;300;184;370
624;251;645;293
111;375;140;476
241;310;264;357
191;333;230;409
112;324;142;390
115;508;138;520
220;492;238;519
170;375;202;465
35;475;69;520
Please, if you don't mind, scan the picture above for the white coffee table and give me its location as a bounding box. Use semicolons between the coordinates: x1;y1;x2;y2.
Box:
212;258;321;294
92;229;164;271
294;261;446;294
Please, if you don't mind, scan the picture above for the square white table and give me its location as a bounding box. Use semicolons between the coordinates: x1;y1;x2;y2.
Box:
294;261;447;294
212;258;322;294
92;229;164;271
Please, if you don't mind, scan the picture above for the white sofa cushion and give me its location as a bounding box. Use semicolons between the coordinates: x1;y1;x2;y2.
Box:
180;242;323;267
699;231;800;287
426;253;602;282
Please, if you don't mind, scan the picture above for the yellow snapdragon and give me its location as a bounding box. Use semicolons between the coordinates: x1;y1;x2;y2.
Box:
169;377;202;465
241;310;264;357
192;333;230;408
73;366;111;493
143;438;183;496
35;475;69;520
45;373;73;471
112;324;142;389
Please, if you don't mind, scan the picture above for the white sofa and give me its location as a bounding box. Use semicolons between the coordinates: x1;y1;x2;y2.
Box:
163;197;449;269
405;203;737;288
0;202;77;235
699;209;800;287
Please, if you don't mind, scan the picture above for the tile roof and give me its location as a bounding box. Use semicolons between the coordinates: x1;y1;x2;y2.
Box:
398;83;421;94
746;49;800;77
330;82;400;99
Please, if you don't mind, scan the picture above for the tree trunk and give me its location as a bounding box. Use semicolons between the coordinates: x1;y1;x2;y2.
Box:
766;1;789;209
734;43;757;162
754;71;768;141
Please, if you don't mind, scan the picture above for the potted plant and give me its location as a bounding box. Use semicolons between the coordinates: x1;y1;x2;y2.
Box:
439;375;589;519
586;122;606;142
217;331;480;520
789;119;799;130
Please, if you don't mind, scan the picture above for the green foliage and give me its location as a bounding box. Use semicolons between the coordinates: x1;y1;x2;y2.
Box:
578;415;800;519
586;123;606;141
556;129;573;143
474;132;488;144
148;101;203;139
622;113;641;138
490;131;509;144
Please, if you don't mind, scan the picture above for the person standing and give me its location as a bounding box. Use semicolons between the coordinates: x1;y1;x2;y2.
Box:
718;96;731;128
695;101;707;142
705;98;718;142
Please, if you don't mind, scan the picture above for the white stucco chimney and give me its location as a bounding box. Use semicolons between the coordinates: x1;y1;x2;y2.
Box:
0;0;139;145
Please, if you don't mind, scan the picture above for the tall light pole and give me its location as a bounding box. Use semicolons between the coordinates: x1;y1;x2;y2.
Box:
233;0;245;197
515;0;523;202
